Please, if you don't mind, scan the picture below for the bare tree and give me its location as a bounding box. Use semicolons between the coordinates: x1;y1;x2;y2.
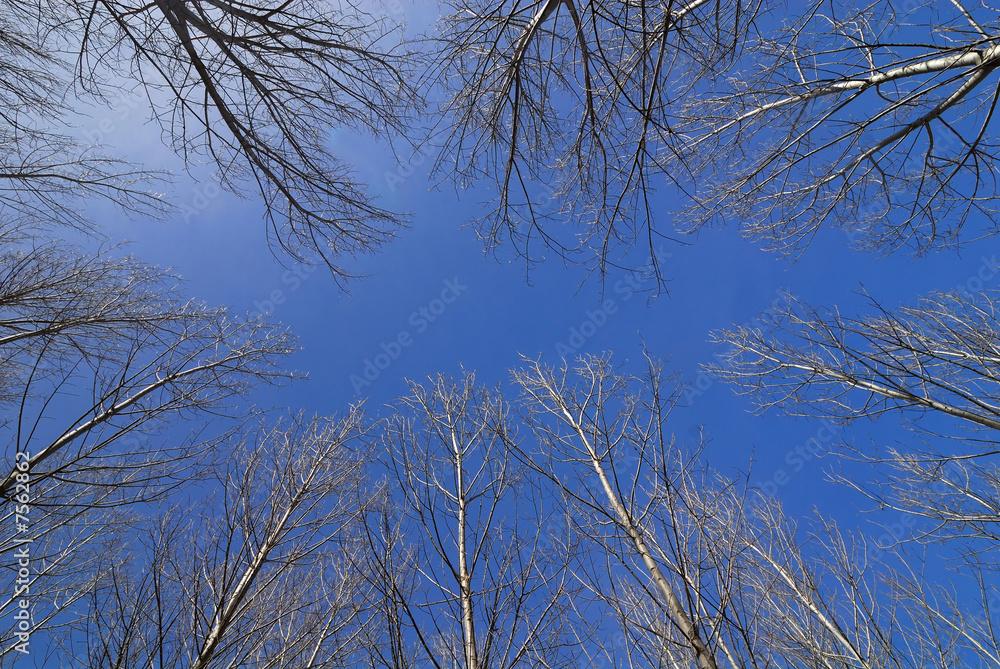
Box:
514;353;1000;669
428;0;762;284
0;1;165;232
0;2;418;656
0;227;297;661
709;288;1000;432
54;344;992;669
704;285;1000;664
1;0;415;276
0;229;295;504
708;287;1000;659
53;410;374;669
709;288;1000;562
357;373;576;669
681;0;1000;255
427;0;1000;274
513;354;739;669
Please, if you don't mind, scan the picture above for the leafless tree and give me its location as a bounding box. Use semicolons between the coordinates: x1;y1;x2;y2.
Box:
709;288;1000;564
0;1;165;233
0;229;295;504
681;0;1000;255
709;288;1000;432
706;288;1000;662
54;347;989;669
428;0;1000;274
513;354;743;669
0;227;297;661
357;373;576;669
2;0;415;276
51;410;373;669
428;0;762;284
513;353;1000;669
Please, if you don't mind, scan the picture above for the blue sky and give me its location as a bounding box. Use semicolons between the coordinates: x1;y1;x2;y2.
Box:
67;0;1000;540
82;118;1000;538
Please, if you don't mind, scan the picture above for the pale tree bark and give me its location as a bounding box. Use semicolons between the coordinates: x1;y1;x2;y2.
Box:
430;0;1000;272
55;411;373;669
0;230;295;504
513;355;727;669
710;287;1000;564
0;228;296;661
706;288;1000;666
357;373;576;669
680;0;1000;255
513;353;1000;668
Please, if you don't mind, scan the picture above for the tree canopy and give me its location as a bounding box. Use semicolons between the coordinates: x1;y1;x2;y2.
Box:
2;0;1000;667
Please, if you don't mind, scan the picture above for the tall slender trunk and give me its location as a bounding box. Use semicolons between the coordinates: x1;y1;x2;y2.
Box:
453;429;480;669
561;407;720;669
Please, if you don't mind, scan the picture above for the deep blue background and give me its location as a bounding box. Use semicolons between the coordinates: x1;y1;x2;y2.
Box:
72;0;1000;552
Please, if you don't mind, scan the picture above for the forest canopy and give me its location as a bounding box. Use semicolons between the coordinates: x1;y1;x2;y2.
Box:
0;0;999;667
